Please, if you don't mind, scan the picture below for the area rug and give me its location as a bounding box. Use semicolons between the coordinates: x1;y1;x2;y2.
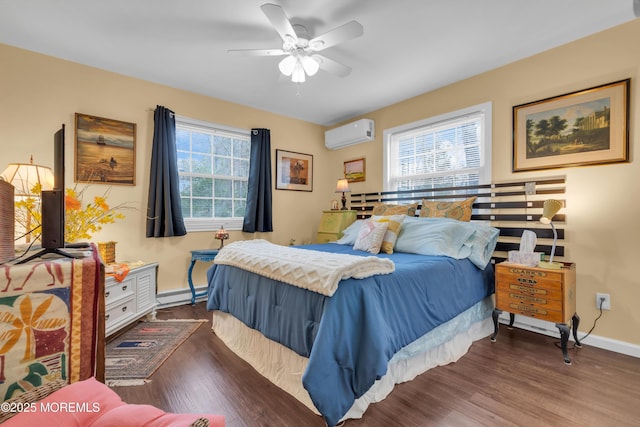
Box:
105;319;206;386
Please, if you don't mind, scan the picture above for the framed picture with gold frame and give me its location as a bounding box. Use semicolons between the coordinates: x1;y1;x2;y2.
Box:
75;113;136;185
513;79;629;172
344;157;365;182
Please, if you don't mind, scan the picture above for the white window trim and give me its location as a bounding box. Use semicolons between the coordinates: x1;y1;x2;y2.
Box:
383;101;492;191
175;115;250;232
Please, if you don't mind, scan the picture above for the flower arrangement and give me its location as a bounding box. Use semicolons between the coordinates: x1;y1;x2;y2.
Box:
15;184;131;243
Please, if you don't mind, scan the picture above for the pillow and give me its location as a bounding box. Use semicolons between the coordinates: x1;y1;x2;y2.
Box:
371;202;418;217
336;219;363;245
394;216;498;269
2;377;125;427
419;196;477;221
370;215;406;254
2;377;226;427
353;220;389;254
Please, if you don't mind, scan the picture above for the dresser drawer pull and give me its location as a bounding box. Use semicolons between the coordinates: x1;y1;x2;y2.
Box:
105;291;110;298
509;303;547;315
122;306;127;312
105;314;110;321
122;285;127;292
509;284;547;295
509;293;547;304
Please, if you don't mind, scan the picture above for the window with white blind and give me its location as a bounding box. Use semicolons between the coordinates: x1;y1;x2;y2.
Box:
175;116;250;231
383;102;492;192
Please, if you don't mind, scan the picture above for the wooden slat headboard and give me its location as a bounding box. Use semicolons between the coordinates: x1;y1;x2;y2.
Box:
349;176;567;263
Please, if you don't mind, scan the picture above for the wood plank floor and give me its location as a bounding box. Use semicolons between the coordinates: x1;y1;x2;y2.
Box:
110;302;640;427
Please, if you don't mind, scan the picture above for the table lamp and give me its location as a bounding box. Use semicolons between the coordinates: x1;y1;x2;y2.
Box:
0;156;54;243
335;179;350;210
215;226;229;249
538;199;563;269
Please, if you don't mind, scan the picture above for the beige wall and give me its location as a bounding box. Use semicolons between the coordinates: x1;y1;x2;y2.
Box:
327;20;640;347
2;18;639;349
0;43;332;296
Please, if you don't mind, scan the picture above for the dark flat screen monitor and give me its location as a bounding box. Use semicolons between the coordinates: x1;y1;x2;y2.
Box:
18;124;77;263
41;125;65;249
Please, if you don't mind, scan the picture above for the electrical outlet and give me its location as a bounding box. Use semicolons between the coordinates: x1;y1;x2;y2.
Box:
596;292;611;310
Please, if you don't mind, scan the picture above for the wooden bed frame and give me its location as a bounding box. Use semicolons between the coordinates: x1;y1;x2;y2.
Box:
349;175;567;264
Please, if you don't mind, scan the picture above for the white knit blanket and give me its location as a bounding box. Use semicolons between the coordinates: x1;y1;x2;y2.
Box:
213;239;395;296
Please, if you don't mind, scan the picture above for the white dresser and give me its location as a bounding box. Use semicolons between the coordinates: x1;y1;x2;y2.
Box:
105;262;158;337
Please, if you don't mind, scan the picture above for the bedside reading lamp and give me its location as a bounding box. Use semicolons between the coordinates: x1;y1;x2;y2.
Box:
538;199;563;269
215;226;229;249
335;179;350;210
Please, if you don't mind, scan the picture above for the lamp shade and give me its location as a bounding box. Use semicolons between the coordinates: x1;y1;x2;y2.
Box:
278;55;297;76
540;199;562;224
0;157;54;196
335;179;350;193
215;226;229;249
300;55;319;76
291;60;306;83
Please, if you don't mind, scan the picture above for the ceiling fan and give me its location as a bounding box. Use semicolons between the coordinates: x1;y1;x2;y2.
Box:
228;3;363;83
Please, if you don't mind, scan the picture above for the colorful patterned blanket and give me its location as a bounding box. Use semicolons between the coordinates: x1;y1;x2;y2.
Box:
0;250;102;401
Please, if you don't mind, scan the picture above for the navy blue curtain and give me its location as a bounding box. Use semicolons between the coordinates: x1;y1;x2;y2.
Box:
243;128;273;232
146;105;187;237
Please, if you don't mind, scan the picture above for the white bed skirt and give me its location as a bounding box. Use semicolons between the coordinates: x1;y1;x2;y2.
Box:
211;297;493;424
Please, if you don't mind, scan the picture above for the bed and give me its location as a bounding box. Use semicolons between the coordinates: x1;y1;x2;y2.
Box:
206;177;567;426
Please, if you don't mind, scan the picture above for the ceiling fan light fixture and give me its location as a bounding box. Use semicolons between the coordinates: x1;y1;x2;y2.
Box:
300;55;320;76
278;55;297;76
292;61;306;83
232;4;363;84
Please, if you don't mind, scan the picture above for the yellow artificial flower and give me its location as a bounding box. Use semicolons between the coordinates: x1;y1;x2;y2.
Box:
15;185;132;243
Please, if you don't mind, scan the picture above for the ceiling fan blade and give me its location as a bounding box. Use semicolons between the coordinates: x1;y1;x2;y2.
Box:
309;20;363;51
260;3;298;43
228;48;286;56
313;54;352;78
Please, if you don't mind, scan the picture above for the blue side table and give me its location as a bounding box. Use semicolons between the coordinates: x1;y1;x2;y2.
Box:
187;249;219;305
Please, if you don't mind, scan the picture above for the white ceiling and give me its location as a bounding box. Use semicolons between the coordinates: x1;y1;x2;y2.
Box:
1;0;636;126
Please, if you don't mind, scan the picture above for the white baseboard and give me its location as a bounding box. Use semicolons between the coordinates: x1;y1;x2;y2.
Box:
156;285;208;308
498;312;640;358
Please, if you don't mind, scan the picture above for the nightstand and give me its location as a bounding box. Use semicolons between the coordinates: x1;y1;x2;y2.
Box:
490;261;581;364
317;210;357;243
187;249;219;305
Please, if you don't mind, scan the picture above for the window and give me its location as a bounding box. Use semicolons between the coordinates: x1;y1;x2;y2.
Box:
383;102;492;192
175;116;250;231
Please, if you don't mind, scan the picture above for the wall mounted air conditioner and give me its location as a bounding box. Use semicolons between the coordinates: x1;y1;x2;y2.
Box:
325;119;375;150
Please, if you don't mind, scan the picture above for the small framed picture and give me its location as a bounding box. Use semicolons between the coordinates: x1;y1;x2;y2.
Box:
275;149;313;192
75;113;136;185
344;158;365;182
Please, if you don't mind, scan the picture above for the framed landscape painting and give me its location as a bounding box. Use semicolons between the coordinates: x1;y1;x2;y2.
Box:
512;79;629;172
75;113;136;185
344;158;366;183
275;149;313;191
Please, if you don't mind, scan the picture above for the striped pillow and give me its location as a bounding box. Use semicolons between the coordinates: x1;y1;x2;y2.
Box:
371;215;406;254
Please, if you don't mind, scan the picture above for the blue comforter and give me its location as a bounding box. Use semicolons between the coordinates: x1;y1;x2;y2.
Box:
207;243;494;426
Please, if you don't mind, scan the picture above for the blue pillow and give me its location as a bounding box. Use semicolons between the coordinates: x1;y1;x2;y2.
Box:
336;220;363;245
395;217;498;269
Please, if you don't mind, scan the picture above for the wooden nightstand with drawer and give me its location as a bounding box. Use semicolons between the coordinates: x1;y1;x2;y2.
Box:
490;262;581;364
